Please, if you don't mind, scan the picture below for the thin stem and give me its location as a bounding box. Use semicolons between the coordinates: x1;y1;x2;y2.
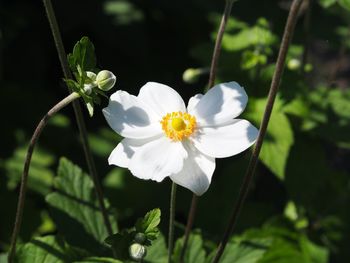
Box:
42;0;114;239
179;195;198;263
211;1;304;262
168;182;177;263
180;1;235;259
8;92;80;263
207;0;234;90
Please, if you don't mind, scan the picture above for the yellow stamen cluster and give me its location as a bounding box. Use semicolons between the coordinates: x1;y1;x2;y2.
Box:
161;111;196;141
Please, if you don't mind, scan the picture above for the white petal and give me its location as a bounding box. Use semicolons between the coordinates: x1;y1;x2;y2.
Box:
191;119;258;158
129;137;188;182
187;94;203;113
108;137;156;168
103;90;162;139
138;82;186;117
189;82;248;127
170;142;215;196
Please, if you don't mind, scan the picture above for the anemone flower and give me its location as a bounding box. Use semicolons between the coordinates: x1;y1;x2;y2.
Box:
103;82;258;195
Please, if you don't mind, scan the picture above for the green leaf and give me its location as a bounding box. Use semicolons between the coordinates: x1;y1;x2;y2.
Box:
144;234;167;263
338;0;350;10
319;0;337;8
67;36;96;72
74;258;122;263
246;97;294;179
207;238;270;263
172;233;206;263
14;236;85;263
3;146;55;195
135;208;161;241
46;158;118;255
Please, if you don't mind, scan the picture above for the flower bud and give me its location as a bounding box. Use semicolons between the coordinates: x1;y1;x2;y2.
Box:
86;71;97;82
96;70;116;91
287;58;301;71
134;232;146;244
83;72;97;95
129;243;147;261
182;68;203;84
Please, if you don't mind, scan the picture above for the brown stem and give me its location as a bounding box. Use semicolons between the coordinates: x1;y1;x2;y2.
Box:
42;0;114;239
180;0;235;259
8;92;80;263
179;195;198;263
211;1;304;262
207;0;235;90
168;182;177;263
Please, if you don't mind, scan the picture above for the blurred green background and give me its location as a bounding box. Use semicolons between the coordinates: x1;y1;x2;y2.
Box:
1;0;350;262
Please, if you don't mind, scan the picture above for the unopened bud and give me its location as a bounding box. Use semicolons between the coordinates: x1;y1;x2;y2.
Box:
134;233;146;244
83;71;97;95
182;68;202;84
129;243;147;261
287;58;301;70
96;70;116;91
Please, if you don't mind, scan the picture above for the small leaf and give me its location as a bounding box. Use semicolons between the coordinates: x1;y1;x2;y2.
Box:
144;234;167;263
135;208;161;241
67;36;97;72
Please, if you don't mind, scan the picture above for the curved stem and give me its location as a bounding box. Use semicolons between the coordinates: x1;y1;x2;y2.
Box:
207;0;234;90
179;195;198;263
8;92;80;263
168;182;177;263
42;0;114;239
211;1;304;262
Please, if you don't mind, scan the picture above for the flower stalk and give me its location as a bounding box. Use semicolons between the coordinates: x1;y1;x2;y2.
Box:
180;0;235;261
207;0;235;90
8;92;80;263
42;0;114;241
211;0;304;262
168;182;177;263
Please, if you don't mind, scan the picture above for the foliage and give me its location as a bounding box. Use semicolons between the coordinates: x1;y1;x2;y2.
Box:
2;0;350;262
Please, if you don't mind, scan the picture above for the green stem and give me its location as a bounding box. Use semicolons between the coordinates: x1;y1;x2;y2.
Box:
207;0;235;90
211;1;304;262
42;0;114;240
168;182;177;263
8;92;80;263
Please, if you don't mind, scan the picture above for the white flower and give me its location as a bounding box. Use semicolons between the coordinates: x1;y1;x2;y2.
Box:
103;82;258;196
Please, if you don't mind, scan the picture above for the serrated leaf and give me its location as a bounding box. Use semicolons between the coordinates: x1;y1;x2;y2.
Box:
46;158;117;254
246;97;294;179
14;236;85;263
172;233;206;263
68;36;96;72
135;208;161;240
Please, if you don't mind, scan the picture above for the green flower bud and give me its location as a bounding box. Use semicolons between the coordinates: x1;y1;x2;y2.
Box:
86;71;97;82
96;70;116;91
182;68;202;84
129;243;147;261
134;232;146;244
287;58;301;70
83;72;97;95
